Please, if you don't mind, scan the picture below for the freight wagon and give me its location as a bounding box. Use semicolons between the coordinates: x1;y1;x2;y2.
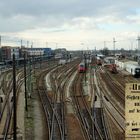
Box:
125;63;140;77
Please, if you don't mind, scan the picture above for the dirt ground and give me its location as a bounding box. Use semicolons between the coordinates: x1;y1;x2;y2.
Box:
66;113;85;140
24;80;48;140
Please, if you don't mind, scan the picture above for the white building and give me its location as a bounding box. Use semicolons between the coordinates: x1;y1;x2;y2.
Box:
11;47;20;59
27;48;44;56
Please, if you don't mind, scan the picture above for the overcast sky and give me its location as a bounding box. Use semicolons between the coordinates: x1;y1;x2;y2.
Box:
0;0;140;50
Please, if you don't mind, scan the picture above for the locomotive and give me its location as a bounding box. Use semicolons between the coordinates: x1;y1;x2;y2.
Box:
109;64;118;74
96;57;102;65
78;63;86;73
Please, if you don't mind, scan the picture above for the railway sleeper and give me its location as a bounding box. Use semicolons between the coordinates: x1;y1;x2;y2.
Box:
0;134;23;140
94;108;106;139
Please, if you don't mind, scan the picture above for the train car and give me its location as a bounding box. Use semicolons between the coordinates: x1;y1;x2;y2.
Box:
109;64;118;74
97;59;102;65
58;59;67;65
134;68;140;78
55;53;63;59
78;63;86;73
125;63;140;78
96;57;102;65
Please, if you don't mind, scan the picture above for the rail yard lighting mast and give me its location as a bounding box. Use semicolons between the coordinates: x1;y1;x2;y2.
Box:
84;53;87;84
40;50;42;69
137;36;140;53
113;38;117;56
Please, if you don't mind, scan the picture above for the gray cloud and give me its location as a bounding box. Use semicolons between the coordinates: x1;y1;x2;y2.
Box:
0;0;139;32
1;0;139;17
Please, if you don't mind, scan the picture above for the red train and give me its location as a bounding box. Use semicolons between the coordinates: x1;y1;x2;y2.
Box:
96;57;102;65
97;59;102;65
78;63;86;73
109;64;118;73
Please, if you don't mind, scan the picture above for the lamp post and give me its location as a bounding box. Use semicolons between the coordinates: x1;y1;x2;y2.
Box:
84;53;87;84
40;50;42;69
113;38;117;56
28;56;32;98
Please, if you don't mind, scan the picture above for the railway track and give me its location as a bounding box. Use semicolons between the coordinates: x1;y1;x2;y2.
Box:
100;71;125;105
97;69;124;117
50;59;80;140
91;67;110;140
94;66;125;139
37;66;64;140
72;72;106;140
0;69;25;139
37;59;80;140
0;59;58;139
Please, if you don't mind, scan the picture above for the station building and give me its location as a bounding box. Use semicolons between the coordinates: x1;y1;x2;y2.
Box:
1;46;20;61
0;46;53;66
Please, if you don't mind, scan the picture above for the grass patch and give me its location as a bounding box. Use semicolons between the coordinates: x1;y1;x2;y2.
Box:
24;98;34;140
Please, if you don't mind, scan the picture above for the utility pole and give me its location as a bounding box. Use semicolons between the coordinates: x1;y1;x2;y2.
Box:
137;36;140;53
13;54;17;140
40;51;42;69
113;38;117;56
24;53;28;111
84;53;87;84
21;40;22;48
28;57;32;98
94;46;96;56
27;41;29;48
104;41;106;48
0;36;1;48
31;42;33;48
0;36;1;62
